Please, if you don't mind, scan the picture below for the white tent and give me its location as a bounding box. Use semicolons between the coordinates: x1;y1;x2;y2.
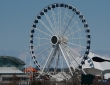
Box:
87;52;110;71
82;52;110;79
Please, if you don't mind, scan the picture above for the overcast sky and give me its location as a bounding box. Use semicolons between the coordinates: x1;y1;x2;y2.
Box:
0;0;110;66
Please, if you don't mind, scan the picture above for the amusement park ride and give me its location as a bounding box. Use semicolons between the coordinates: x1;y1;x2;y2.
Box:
29;3;92;78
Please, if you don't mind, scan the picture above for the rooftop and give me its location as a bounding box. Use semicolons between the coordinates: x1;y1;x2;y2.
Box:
0;67;23;73
0;56;25;65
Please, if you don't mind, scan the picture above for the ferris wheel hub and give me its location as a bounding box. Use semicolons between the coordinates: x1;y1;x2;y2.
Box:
51;35;68;45
51;36;58;44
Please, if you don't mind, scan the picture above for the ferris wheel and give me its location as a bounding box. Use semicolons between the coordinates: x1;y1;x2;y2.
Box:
30;3;91;76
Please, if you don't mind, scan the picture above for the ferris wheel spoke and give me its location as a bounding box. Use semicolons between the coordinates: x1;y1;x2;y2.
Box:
63;45;80;65
61;7;68;35
44;13;56;35
34;42;51;48
63;44;79;61
62;46;75;70
39;19;54;35
66;45;81;57
69;36;85;49
67;42;86;49
35;27;52;37
64;46;86;74
59;44;73;76
51;9;58;35
58;7;62;35
65;46;82;68
67;27;84;37
36;45;52;59
58;7;60;35
41;47;54;74
34;37;50;40
65;18;80;36
69;37;86;40
62;11;75;35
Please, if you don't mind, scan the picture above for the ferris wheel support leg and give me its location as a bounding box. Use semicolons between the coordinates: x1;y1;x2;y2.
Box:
40;48;54;74
54;49;60;74
59;44;73;76
46;46;58;73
